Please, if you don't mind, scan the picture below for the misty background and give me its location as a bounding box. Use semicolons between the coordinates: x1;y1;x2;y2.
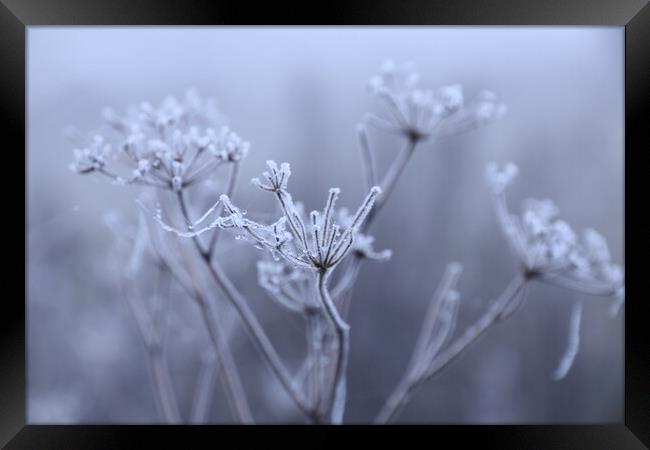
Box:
27;27;624;423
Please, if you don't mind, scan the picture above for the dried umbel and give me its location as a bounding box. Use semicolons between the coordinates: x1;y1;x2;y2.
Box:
69;89;248;191
157;160;383;274
486;162;624;380
486;162;625;314
365;60;507;142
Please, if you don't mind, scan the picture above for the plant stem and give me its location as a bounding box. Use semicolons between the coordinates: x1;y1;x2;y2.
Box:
175;190;255;423
330;135;418;300
145;345;182;423
305;311;323;413
117;261;181;424
176;191;312;418
408;263;462;376
195;295;254;424
190;352;220;423
206;257;312;416
362;136;418;232
374;275;528;424
316;269;350;424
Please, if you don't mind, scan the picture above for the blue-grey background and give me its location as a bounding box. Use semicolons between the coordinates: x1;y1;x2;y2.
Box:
27;27;624;423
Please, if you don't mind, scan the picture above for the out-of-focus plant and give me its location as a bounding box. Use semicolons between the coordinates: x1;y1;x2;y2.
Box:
374;162;624;423
69;61;624;424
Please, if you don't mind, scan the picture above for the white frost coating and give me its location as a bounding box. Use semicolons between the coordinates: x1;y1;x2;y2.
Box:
552;302;583;381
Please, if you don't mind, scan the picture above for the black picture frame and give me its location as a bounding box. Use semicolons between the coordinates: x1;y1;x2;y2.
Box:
3;0;648;448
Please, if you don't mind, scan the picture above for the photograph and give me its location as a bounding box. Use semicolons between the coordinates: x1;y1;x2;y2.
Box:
27;26;624;424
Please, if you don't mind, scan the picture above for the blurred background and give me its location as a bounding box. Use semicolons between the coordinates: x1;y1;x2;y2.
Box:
27;27;624;424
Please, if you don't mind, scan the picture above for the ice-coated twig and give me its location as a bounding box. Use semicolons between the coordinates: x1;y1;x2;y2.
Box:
552;302;583;381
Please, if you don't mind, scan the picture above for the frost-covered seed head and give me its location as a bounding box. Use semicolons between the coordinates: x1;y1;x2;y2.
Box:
488;165;624;306
209;127;250;162
365;60;506;141
69;89;242;190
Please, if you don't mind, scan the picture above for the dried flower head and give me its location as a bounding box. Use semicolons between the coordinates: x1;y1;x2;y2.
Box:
365;60;507;142
153;160;384;274
69;89;248;191
486;162;624;311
